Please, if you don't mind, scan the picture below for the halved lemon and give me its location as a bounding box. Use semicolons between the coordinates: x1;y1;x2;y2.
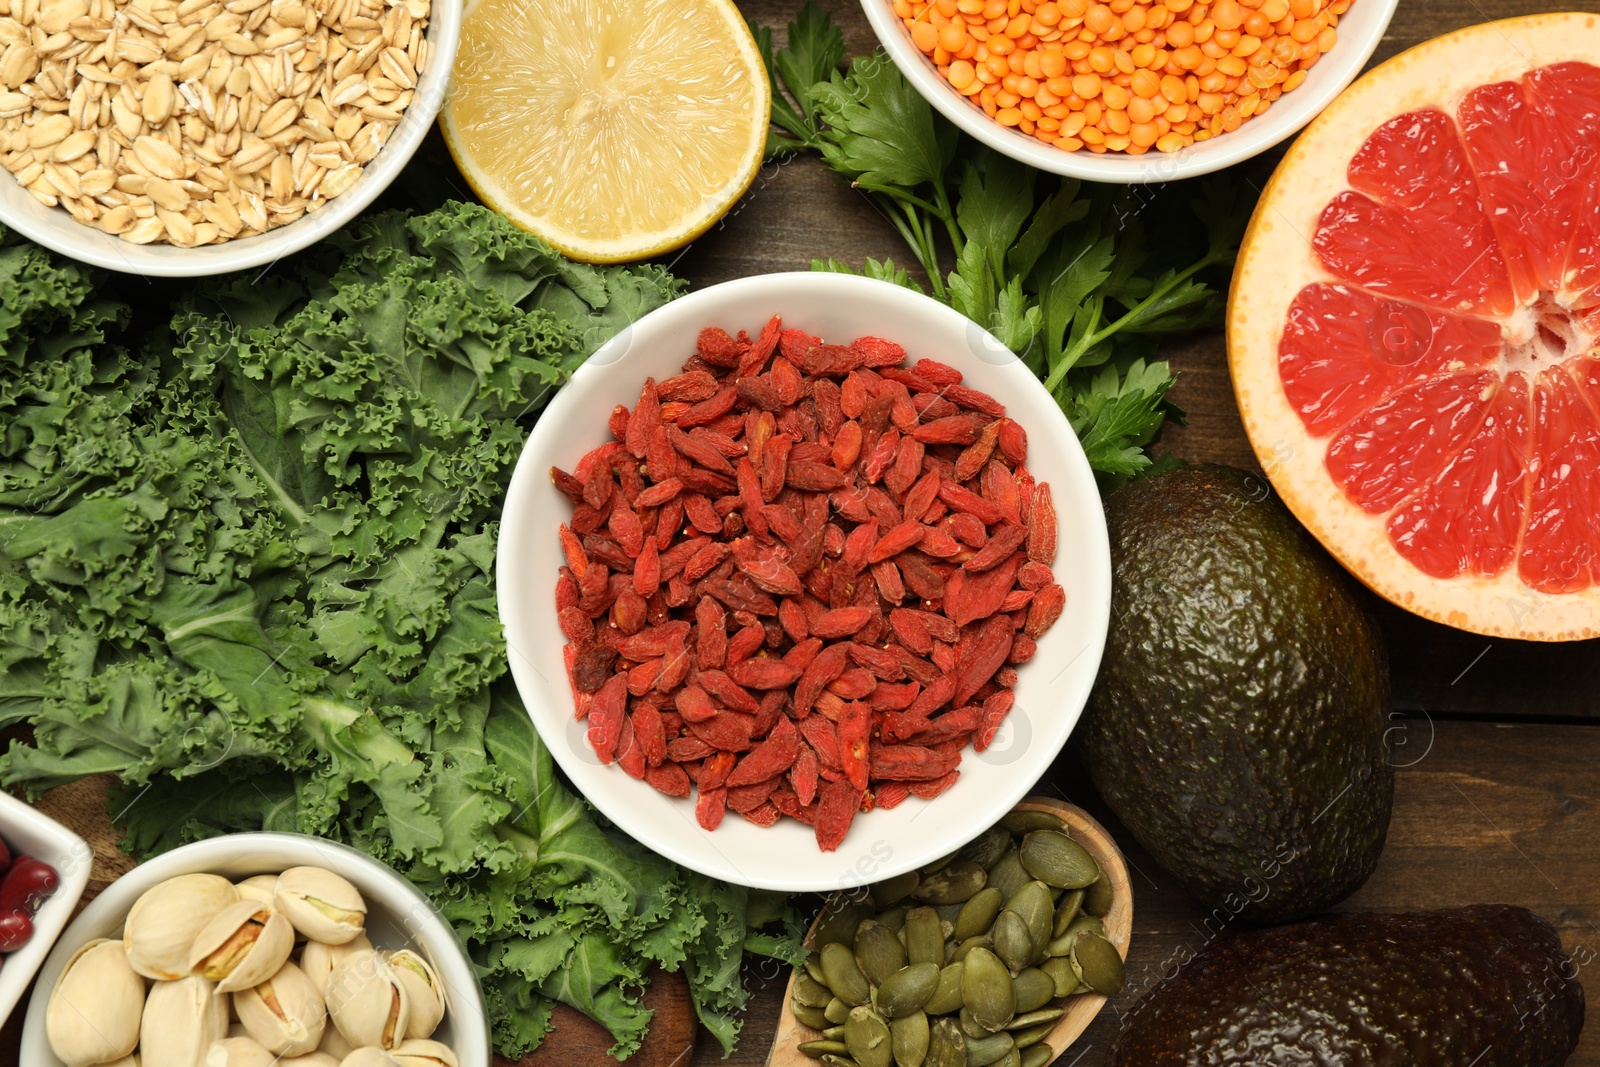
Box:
441;0;769;263
1230;13;1600;641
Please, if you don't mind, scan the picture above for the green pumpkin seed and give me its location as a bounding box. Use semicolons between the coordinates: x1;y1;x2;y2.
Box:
926;1018;967;1067
934;903;966;924
857;922;909;985
1019;1043;1053;1067
954;888;1004;942
964;1032;1016;1067
821;1055;862;1067
825;1025;849;1039
846;1006;894;1067
879;908;908;933
1045;916;1105;959
878;962;941;1018
957;827;1013;869
1004;882;1054;950
817;902;876;948
874;871;922;908
795;1002;832;1030
1019;831;1100;890
1000;810;1065;834
924;962;965;1015
801;1040;852;1058
1082;875;1114;918
1010;1021;1054;1049
991;910;1035;973
960;947;1015;1031
904;907;946;967
985;850;1030;901
797;972;836;1009
1070;933;1125;996
1050;890;1084;939
823;942;873;1006
995;1046;1022;1067
1010;968;1055;1014
913;861;988;905
891;1011;930;1067
1039;957;1078;998
959;1006;996;1039
826;997;855;1024
949;935;992;964
922;849;960;875
1005;1008;1064;1030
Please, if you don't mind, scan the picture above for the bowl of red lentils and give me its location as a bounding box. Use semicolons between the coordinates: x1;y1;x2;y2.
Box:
865;0;1397;181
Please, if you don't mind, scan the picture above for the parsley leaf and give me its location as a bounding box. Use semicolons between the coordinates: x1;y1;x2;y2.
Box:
755;1;845;154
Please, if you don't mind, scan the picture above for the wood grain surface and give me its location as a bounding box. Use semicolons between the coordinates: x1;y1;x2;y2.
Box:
4;2;1599;1066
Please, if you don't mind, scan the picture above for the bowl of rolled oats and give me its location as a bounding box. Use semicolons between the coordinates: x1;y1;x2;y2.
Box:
0;0;458;274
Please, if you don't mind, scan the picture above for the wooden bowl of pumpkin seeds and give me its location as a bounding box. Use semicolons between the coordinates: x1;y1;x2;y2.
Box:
767;796;1132;1067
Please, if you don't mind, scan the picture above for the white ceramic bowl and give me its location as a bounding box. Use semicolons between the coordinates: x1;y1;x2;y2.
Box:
0;0;461;277
0;791;92;1029
859;0;1397;183
20;832;489;1066
498;272;1112;893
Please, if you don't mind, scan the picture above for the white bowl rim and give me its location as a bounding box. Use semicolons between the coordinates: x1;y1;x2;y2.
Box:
497;270;1113;892
857;0;1400;183
18;831;491;1066
0;791;92;1031
0;0;462;277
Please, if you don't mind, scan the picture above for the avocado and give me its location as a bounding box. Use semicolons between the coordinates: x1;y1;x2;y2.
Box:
1078;464;1390;923
1109;904;1585;1066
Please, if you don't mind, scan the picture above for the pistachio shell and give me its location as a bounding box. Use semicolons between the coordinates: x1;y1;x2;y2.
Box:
204;1035;277;1067
141;974;228;1067
236;960;327;1057
390;1039;460;1067
234;875;279;906
318;1022;357;1060
384;949;446;1039
326;948;409;1050
301;933;374;994
190;899;295;993
339;1051;402;1067
46;939;145;1067
124;874;239;980
282;1055;342;1067
275;867;367;944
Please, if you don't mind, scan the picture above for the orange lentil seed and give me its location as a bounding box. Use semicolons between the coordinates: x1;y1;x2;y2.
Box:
904;0;1340;154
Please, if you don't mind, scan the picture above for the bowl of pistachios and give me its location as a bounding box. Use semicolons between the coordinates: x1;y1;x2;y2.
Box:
18;832;489;1067
767;795;1132;1067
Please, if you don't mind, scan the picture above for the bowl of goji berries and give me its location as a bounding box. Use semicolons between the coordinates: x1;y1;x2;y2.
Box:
498;271;1111;891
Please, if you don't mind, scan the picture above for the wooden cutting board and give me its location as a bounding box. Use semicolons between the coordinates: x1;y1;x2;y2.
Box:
27;775;699;1067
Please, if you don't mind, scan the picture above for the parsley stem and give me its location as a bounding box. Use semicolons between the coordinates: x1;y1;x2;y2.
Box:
1042;250;1223;394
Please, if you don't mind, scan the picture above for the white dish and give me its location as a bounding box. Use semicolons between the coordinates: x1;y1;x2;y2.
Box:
858;0;1398;183
497;271;1112;892
19;832;489;1066
0;791;91;1030
0;0;461;277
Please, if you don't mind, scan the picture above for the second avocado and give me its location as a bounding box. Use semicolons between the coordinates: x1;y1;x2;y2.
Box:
1078;464;1392;923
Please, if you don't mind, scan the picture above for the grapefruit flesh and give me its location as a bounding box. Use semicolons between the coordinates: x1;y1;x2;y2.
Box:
1230;14;1600;639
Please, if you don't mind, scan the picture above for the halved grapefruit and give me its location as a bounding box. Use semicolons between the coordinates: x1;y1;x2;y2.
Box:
1230;13;1600;641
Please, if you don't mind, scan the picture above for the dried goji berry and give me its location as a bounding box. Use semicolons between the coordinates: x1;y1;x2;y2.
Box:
974;689;1015;752
726;656;803;690
909;769;960;799
645;761;692;797
587;675;628;764
1025;583;1065;639
814;779;862;851
739;801;783;826
954;615;1015;706
870;745;960;781
727;716;800;787
1027;482;1057;564
837;701;871;791
696;787;728;831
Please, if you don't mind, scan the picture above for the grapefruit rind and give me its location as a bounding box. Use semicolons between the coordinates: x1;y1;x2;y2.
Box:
439;0;769;264
1228;13;1600;641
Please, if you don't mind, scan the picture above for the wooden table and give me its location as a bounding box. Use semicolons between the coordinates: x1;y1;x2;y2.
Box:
10;1;1600;1064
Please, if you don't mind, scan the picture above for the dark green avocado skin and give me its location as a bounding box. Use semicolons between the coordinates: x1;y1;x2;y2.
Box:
1078;464;1391;923
1109;905;1585;1066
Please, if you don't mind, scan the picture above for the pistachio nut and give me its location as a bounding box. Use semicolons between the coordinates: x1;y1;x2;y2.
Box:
384;949;446;1039
124;873;239;980
318;1021;357;1060
301;933;375;994
46;938;145;1067
140;974;229;1067
235;960;328;1056
189;899;295;993
391;1039;461;1067
275;866;367;944
339;1051;402;1067
325;948;410;1050
234;875;279;906
204;1035;277;1067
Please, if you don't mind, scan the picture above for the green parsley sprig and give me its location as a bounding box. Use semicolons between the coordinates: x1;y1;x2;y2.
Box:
754;4;1252;487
